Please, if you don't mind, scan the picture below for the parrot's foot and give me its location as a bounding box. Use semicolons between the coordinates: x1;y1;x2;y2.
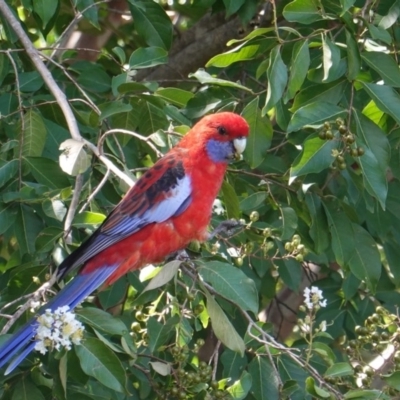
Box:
208;219;244;239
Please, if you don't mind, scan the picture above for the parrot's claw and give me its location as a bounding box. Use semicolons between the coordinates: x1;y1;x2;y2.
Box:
208;219;244;239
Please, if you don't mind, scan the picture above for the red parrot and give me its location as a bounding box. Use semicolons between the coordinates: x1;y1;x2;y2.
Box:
0;112;249;373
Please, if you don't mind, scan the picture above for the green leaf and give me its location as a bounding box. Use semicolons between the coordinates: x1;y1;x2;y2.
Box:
340;0;356;12
204;288;245;355
148;315;179;352
360;82;400;125
221;181;240;219
0;159;18;187
348;224;381;292
189;69;252;92
227;371;252;400
280;207;298;240
323;203;355;267
36;226;63;252
99;101;133;120
379;0;400;29
128;0;173;49
240;192;267;212
325;362;353;378
112;47;126;65
14;204;43;256
72;211;105;227
305;193;329;253
0;53;10;86
222;0;245;16
291;79;347;111
76;0;99;28
362;52;400;87
129;47;168;69
206;44;259;68
137;100;169;135
19;71;44;92
155;88;194;108
11;376;45;400
242;97;273;168
344;389;390;399
306;377;331;398
284;40;310;102
288;102;346;132
199;261;259;314
289;134;338;183
322;35;341;82
142;260;181;292
59;139;91;176
33;0;58;29
77;68;111;93
353;113;389;209
283;0;322;24
0;203;17;235
345;29;361;80
21;110;47;157
368;23;392;45
264;46;288;112
25;157;70;189
75;337;126;393
249;356;280;400
42;199;66;221
77;308;128;336
382;371;400;391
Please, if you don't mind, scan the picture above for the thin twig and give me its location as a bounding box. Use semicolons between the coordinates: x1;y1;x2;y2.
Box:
0;0;80;140
98;129;163;158
79;168;111;213
1;273;58;334
5;50;24;189
64;173;84;241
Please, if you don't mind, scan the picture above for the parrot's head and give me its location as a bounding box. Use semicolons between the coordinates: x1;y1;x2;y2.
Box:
192;112;250;163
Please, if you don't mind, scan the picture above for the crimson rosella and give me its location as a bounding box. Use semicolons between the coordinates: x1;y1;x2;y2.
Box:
0;112;249;373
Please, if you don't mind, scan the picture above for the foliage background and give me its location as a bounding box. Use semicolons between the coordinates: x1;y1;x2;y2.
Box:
0;0;400;399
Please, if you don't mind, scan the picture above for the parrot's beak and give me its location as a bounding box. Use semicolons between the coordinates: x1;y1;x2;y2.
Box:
233;137;247;155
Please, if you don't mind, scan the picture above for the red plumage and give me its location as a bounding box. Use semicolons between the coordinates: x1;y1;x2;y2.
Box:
0;112;249;373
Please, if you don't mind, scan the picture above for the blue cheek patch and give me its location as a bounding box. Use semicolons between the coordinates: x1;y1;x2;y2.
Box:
206;139;233;162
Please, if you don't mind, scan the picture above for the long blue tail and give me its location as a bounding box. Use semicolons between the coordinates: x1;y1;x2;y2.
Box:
0;264;118;374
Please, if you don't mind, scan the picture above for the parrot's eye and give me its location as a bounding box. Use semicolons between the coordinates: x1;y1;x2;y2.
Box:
217;126;227;135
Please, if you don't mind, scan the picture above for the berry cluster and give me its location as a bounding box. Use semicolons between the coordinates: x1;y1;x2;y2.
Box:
344;306;400;396
285;234;308;262
318;118;365;170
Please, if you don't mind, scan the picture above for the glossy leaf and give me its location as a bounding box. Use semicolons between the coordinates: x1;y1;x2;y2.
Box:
249;356;280;400
360;82;400;125
199;261;259;313
189;69;252;92
21;110;47;157
345;29;361;80
288;102;346;132
322;35;341;82
129;47;168;69
289;134;338;183
128;0;173;50
33;0;58;29
362;52;400;87
284;40;310;102
142;260;181;292
207;44;259;68
242;96;272;168
264;46;288;112
204;289;245;355
75;338;126;393
283;0;322;24
25;157;70;189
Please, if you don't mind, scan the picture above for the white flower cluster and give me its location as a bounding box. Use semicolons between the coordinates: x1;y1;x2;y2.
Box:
34;306;84;355
303;286;327;310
